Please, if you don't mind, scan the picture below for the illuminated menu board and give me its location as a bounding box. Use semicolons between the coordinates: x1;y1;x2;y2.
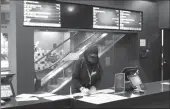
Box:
93;7;119;29
120;10;142;31
23;1;61;27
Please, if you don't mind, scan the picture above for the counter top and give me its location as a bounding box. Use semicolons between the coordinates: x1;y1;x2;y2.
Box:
1;80;170;108
73;80;170;108
1;96;71;109
118;80;170;98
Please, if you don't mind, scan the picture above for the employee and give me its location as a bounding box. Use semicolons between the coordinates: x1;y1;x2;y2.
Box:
72;46;103;94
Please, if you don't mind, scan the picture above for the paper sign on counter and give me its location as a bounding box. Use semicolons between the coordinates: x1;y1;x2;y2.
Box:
71;89;115;98
91;89;115;95
34;93;56;97
16;97;39;102
43;95;70;101
16;94;36;98
78;94;127;104
16;93;56;98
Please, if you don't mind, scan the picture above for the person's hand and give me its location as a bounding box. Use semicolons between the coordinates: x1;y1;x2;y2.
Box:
90;86;96;94
80;87;90;95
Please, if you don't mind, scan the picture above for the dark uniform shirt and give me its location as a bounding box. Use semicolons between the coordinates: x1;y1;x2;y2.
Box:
71;46;103;93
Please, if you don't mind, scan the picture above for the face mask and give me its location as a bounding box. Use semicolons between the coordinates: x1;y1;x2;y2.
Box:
87;54;98;64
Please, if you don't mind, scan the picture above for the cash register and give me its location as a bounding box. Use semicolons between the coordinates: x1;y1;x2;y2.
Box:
122;67;145;93
1;71;15;104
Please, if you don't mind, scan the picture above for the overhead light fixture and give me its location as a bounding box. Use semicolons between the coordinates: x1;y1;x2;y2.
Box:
67;6;75;12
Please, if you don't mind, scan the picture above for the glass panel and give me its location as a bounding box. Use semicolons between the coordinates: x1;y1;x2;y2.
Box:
1;33;9;70
35;31;98;79
34;31;75;79
40;33;125;93
1;2;10;71
96;33;125;55
40;32;106;92
74;32;101;53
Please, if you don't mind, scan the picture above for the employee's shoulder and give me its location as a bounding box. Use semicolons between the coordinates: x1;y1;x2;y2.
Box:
75;58;84;65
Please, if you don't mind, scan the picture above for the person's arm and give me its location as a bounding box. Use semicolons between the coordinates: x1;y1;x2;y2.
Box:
72;60;83;91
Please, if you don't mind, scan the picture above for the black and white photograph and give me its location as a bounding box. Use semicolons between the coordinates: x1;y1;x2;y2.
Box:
1;0;170;108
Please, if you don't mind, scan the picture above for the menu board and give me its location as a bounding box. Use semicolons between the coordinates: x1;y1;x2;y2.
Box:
120;10;142;31
93;7;119;29
23;1;143;31
60;3;93;29
23;1;61;27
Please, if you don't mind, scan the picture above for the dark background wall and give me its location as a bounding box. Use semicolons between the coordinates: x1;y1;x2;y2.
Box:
9;0;169;94
158;0;170;28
